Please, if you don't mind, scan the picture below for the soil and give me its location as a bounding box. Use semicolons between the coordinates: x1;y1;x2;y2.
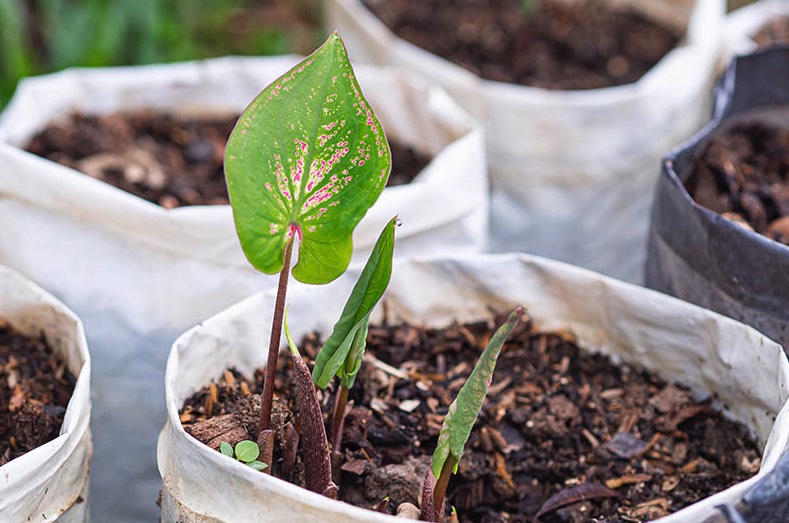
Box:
361;0;681;91
0;317;76;466
684;118;789;246
180;312;761;522
24;111;431;208
752;16;789;49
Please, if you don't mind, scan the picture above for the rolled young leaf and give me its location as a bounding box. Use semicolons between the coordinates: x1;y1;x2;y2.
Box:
312;216;397;388
431;308;522;478
225;32;391;284
283;309;336;496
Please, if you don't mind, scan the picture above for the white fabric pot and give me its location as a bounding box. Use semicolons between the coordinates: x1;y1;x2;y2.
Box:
725;0;789;56
327;0;725;283
0;266;91;522
158;253;789;522
0;56;485;522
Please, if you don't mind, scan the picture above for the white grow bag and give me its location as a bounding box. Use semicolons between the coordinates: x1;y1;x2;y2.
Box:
327;0;725;283
0;266;91;522
725;0;789;56
159;253;789;522
0;57;485;522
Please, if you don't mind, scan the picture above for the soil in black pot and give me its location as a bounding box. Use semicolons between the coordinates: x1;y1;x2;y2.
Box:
684;114;789;246
752;16;789;49
361;0;681;91
24;111;431;208
180;312;760;522
0;317;76;466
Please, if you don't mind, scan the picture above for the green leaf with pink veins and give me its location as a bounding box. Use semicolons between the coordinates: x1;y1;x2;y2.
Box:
225;32;391;285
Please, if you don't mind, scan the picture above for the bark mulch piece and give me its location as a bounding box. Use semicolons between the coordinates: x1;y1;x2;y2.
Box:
180;312;760;522
0;317;76;466
361;0;681;91
752;16;789;49
684;118;789;246
24;111;430;208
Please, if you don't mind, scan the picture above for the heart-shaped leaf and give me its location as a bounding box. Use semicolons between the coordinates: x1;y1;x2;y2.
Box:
225;32;391;284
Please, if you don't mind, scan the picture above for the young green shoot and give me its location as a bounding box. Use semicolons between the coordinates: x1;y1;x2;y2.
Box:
311;216;398;447
423;307;522;522
224;31;391;451
219;440;268;471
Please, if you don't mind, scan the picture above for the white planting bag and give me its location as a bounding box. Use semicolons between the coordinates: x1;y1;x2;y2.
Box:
158;253;789;522
0;266;91;522
327;0;725;283
725;0;789;56
0;57;485;522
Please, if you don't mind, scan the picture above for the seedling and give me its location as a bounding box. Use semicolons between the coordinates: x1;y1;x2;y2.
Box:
422;308;522;522
225;31;391;464
312;215;397;447
219;440;268;471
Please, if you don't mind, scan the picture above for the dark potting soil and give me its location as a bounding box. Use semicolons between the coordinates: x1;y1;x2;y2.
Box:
361;0;681;91
0;317;76;466
752;16;789;49
684;119;789;246
24;112;430;208
179;312;760;522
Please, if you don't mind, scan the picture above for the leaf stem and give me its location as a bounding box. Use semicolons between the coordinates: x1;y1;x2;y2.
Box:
331;385;349;450
433;455;457;522
258;237;295;434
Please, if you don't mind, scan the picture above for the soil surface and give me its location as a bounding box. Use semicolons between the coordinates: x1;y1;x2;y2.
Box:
752;16;789;49
361;0;681;90
0;317;76;466
684;119;789;246
25;111;430;208
180;312;760;522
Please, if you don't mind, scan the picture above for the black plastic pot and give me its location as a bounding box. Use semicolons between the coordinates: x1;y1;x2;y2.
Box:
645;47;789;351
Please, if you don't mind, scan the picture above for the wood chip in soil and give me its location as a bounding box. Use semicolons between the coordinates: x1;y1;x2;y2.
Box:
0;317;76;466
24;111;430;208
180;312;761;522
361;0;681;90
684;115;789;247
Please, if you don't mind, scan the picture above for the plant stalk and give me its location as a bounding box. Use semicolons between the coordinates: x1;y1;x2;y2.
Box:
331;385;349;449
258;237;294;434
433;455;457;522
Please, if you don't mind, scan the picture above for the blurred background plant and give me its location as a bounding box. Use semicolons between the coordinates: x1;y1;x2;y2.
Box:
0;0;322;108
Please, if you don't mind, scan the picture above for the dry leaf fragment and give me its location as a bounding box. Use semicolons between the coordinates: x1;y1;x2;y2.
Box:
603;432;647;459
399;399;421;412
536;483;619;518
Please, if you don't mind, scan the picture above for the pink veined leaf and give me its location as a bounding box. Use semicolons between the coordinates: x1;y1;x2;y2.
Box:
225;32;391;285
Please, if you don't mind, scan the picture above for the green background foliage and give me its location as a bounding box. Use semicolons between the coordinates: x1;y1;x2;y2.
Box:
0;0;323;109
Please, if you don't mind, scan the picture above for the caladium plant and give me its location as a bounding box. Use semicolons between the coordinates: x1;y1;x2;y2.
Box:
224;30;391;457
312;215;397;447
422;308;522;522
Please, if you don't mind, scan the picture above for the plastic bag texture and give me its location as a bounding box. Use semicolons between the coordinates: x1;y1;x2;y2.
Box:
0;266;91;522
646;48;789;352
0;56;486;522
327;0;725;283
159;253;789;523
